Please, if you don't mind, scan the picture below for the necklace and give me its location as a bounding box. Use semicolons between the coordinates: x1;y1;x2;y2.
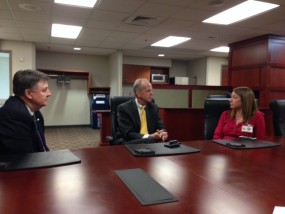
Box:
235;116;243;124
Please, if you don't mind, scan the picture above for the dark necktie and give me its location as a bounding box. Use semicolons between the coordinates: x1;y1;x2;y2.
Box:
33;115;47;152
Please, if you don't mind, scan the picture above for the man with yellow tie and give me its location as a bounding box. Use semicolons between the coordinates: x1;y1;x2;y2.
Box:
117;78;168;143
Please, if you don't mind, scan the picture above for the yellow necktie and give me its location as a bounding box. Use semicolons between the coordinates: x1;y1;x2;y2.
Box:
140;106;148;135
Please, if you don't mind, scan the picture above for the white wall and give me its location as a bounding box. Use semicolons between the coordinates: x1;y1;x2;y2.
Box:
109;50;123;96
123;56;172;67
0;40;36;75
187;58;207;85
41;78;90;126
36;51;110;87
206;57;228;86
187;57;228;85
169;60;187;77
36;51;112;126
0;52;11;104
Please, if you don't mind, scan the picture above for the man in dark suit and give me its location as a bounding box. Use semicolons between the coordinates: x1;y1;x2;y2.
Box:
117;78;168;143
0;69;51;154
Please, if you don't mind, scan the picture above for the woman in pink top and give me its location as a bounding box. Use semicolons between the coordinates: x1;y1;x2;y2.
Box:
213;87;266;140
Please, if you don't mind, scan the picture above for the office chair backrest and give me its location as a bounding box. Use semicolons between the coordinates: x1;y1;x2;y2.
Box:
204;98;230;140
110;96;134;145
109;96;156;145
207;95;227;98
269;100;285;137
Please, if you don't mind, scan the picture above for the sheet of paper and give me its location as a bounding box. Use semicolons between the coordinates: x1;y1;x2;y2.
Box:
273;206;285;214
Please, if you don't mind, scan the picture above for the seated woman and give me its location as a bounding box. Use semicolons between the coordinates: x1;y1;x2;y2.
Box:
213;86;266;140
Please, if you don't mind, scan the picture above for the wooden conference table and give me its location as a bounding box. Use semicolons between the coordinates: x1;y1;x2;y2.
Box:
1;137;285;214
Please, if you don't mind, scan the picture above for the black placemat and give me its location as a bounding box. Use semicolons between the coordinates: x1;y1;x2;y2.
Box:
212;139;280;149
0;150;81;171
125;142;200;156
115;168;178;205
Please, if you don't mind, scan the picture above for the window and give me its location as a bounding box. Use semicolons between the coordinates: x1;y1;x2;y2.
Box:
0;51;11;105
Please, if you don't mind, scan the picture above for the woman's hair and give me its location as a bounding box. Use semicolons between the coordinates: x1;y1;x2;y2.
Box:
229;86;259;121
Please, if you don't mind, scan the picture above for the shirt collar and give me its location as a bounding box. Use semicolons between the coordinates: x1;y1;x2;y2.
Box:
135;98;145;109
25;104;34;116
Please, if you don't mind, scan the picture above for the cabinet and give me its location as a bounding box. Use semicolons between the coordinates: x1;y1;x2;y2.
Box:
38;69;91;93
123;64;151;84
228;34;285;109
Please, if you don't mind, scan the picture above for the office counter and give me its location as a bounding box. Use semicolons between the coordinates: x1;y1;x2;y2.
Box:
1;137;284;214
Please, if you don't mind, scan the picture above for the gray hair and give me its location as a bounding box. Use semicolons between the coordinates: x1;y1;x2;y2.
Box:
133;78;149;95
13;69;49;96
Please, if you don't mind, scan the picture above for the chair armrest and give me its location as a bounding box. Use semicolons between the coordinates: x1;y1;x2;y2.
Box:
106;136;114;145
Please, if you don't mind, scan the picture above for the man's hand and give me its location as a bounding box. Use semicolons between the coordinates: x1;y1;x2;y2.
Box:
149;129;168;142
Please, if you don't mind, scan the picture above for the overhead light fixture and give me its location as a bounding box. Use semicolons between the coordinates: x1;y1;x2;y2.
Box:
203;0;279;25
158;54;165;57
151;36;191;47
51;24;82;39
210;46;229;53
74;47;81;51
54;0;97;8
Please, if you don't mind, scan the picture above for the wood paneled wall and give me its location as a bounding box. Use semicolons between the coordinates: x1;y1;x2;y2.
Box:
228;34;285;109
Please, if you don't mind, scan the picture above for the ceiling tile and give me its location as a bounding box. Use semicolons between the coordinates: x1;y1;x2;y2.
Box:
1;0;284;59
96;0;145;13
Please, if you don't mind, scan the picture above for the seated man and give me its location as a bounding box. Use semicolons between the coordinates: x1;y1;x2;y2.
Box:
0;69;51;154
117;78;168;144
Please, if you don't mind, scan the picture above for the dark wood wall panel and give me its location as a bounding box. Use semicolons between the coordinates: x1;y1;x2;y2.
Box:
231;41;267;67
221;65;229;86
159;109;204;141
268;91;285;102
269;40;285;64
231;68;260;88
268;67;285;87
229;34;285;110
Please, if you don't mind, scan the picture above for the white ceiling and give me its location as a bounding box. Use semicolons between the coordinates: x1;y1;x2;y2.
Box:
1;0;285;60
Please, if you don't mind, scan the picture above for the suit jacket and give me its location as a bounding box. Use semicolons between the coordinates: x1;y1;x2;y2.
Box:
0;96;49;154
117;99;165;142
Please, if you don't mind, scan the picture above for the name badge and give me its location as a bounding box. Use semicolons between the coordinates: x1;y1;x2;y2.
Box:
242;125;253;133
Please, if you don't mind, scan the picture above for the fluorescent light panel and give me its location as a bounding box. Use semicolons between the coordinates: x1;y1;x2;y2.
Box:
210;46;229;53
151;36;191;47
52;24;82;39
158;54;165;57
203;0;279;25
74;47;81;51
54;0;97;8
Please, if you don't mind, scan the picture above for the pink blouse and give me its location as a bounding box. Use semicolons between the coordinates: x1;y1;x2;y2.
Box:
213;110;266;140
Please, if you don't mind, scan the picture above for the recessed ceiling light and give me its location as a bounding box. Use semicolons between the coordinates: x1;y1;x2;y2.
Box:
54;0;97;8
74;47;81;51
203;0;279;25
151;36;191;47
52;24;82;39
158;54;165;57
210;46;229;53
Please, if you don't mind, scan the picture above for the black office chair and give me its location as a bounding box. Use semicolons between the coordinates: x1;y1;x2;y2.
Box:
107;96;134;145
204;98;230;140
107;96;157;145
207;95;227;98
269;100;285;137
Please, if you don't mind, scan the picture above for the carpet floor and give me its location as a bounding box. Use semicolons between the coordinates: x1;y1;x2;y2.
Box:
45;126;100;151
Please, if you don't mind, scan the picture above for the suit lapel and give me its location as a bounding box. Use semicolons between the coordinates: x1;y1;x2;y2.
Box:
131;99;140;128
